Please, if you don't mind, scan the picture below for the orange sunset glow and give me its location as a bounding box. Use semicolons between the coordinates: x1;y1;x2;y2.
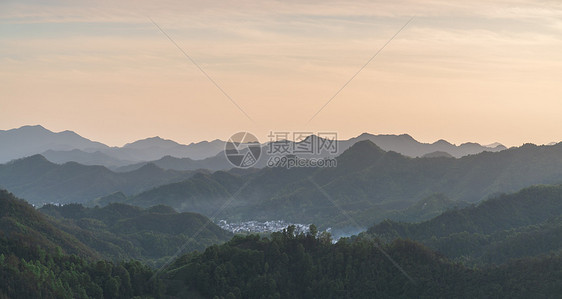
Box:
2;0;562;146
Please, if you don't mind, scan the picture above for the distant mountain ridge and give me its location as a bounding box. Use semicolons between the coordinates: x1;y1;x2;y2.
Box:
113;133;508;172
104;136;226;162
0;125;108;163
124;140;562;228
0;155;200;205
42;149;135;167
0;125;228;165
113;153;230;172
340;133;507;158
1;125;508;169
3;135;561;229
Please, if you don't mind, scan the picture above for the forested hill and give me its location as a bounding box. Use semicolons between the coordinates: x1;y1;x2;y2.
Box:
161;229;562;298
0;189;232;266
367;184;562;264
0;190;161;298
39;202;233;266
0;189;98;259
3;188;562;297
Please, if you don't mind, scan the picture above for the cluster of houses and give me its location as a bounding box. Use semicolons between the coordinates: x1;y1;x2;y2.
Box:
218;219;310;234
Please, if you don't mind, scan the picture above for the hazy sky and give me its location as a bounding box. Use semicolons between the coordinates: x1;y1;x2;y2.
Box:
1;0;561;146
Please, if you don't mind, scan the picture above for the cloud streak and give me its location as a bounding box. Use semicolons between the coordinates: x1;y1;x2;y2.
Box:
1;0;562;146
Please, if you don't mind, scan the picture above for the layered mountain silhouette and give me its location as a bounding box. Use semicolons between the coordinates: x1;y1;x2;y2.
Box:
0;125;226;165
114;153;230;172
5;127;562;298
123;140;562;228
102;136;226;162
112;134;507;172
339;133;507;158
42;149;135;168
0;125;108;163
1;125;507;170
3;138;561;228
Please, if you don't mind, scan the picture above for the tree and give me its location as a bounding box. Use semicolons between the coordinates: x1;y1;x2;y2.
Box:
308;224;318;238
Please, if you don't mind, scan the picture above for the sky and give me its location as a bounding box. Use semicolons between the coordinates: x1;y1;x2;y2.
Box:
1;0;562;147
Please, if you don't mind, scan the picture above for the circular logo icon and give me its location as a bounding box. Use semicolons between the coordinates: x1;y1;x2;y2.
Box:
225;132;261;168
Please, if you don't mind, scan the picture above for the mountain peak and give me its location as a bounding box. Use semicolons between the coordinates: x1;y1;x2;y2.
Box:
433;139;453;146
20;124;47;130
0;125;108;163
357;132;375;138
397;133;415;140
339;140;385;160
484;142;507;150
9;154;51;165
485;142;502;148
1;124;50;134
459;142;481;148
123;136;181;149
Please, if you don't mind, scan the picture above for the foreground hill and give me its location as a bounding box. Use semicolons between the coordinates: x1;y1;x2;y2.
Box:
0;155;199;205
367;184;562;264
127;140;562;228
4;224;562;298
161;230;562;298
0;189;98;259
3;188;562;297
0;189;161;298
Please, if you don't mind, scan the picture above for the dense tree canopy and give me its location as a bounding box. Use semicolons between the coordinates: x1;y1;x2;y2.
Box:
162;227;562;298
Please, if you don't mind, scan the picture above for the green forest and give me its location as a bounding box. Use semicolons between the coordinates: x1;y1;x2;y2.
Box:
3;186;562;298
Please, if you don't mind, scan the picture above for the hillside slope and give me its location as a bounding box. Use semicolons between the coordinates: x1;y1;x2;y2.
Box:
0;190;98;259
367;184;562;263
40;202;232;266
0;155;199;205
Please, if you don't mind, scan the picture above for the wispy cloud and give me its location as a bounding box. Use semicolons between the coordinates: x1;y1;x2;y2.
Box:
1;0;562;146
